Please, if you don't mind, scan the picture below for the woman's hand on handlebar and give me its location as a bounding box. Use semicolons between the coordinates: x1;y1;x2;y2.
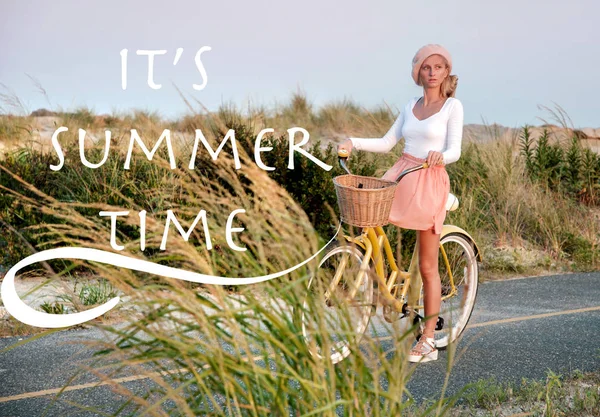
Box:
426;150;445;167
337;139;354;158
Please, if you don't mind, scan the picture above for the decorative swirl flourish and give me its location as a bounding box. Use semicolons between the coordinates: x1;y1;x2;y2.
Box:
1;222;341;328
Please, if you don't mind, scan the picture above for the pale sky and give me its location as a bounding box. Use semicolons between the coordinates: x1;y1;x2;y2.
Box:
0;0;598;128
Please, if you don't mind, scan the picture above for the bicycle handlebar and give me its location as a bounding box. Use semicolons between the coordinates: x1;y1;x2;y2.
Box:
338;149;352;175
337;149;429;183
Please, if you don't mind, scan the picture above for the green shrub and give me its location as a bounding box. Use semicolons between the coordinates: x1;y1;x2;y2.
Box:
78;279;118;306
39;301;67;314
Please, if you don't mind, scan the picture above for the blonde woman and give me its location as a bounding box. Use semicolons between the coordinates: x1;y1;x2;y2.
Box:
337;44;464;363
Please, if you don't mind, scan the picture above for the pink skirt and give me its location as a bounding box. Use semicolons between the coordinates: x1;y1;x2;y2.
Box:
380;152;450;234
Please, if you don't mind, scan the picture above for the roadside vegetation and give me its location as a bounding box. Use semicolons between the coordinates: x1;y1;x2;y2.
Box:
0;90;598;415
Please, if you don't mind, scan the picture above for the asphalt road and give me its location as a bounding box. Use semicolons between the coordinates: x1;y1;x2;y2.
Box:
1;272;599;416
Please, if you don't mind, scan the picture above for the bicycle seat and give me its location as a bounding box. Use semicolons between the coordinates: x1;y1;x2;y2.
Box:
446;192;459;211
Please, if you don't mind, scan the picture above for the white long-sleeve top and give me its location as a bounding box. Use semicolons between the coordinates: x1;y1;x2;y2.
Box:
349;96;464;165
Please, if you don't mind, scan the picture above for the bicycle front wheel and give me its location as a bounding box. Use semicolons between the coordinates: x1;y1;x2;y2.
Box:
416;232;479;350
295;240;374;364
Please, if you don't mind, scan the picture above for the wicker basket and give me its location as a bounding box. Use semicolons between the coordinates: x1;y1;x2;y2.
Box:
333;174;398;227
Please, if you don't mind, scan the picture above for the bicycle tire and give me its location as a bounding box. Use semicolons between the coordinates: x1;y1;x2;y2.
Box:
415;232;479;350
294;240;374;364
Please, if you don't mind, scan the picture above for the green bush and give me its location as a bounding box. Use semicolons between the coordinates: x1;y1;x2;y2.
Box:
519;125;600;205
561;231;597;268
39;300;67;314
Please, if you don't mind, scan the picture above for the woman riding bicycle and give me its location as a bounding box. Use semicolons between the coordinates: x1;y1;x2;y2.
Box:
337;43;464;363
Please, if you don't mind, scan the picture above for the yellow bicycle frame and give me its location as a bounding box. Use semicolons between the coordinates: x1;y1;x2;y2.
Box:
332;150;482;316
329;224;482;313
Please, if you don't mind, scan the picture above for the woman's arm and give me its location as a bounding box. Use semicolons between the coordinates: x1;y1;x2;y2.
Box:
348;110;405;153
442;99;464;165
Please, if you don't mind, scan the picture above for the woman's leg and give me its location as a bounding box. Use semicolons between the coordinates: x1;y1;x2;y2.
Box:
417;228;442;339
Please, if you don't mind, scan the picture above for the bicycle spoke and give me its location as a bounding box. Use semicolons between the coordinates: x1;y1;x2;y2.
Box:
296;242;373;364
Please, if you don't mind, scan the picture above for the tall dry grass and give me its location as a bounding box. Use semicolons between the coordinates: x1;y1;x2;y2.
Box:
1;88;599;414
0;115;463;415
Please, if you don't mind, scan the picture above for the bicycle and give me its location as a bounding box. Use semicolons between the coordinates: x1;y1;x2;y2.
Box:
294;149;482;364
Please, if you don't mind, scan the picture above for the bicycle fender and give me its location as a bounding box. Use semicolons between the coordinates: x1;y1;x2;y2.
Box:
441;225;483;262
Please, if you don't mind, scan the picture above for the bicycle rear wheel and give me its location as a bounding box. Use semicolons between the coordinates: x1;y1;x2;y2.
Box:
295;240;374;364
416;233;479;350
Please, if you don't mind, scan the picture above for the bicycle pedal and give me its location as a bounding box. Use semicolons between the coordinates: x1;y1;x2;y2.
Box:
412;313;443;327
436;316;444;331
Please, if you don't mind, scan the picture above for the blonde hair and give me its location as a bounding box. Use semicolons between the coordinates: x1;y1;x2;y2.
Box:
419;56;458;98
441;74;459;98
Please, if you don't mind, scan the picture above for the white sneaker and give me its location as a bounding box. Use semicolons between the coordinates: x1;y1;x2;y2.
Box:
408;336;438;363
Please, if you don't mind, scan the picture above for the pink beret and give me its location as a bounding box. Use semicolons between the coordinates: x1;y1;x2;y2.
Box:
411;44;452;86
